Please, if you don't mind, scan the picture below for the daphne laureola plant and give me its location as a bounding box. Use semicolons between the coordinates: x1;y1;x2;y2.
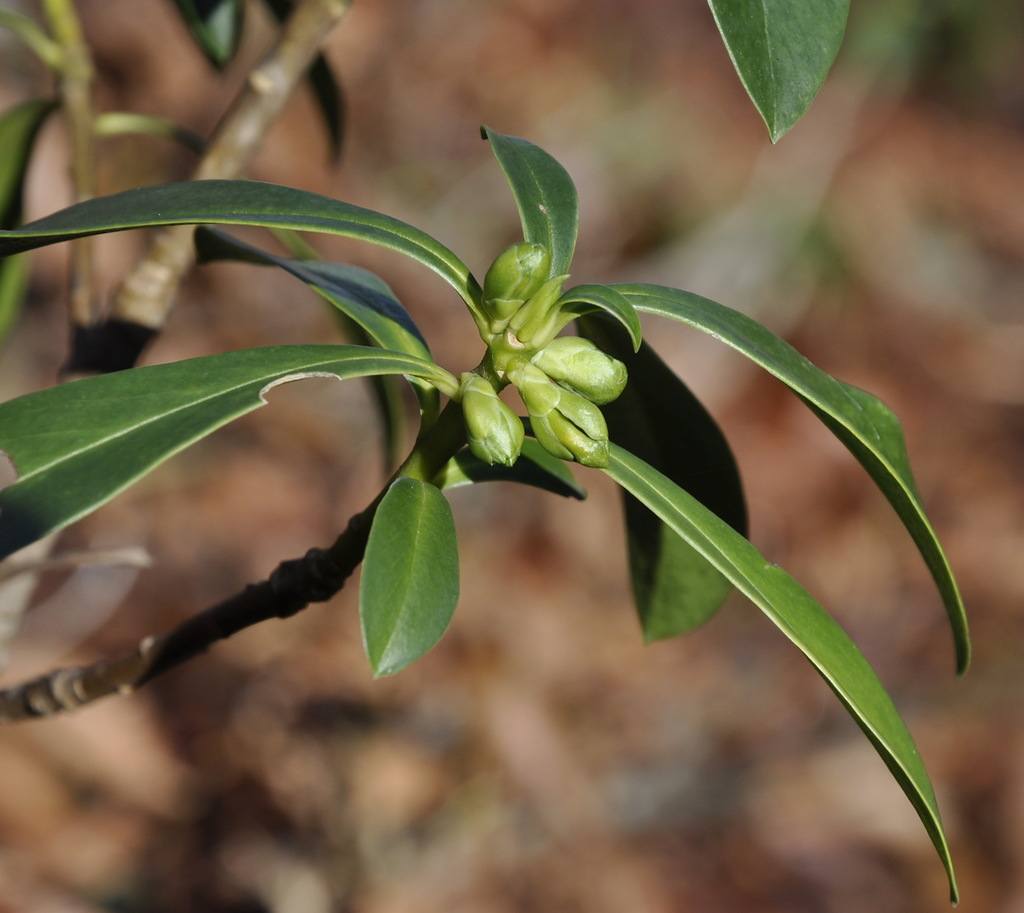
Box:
0;0;966;904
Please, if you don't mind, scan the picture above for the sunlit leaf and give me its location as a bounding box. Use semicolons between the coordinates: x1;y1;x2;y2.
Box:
708;0;849;141
0;345;455;561
483;127;579;278
615;283;969;674
361;477;459;676
605;444;958;904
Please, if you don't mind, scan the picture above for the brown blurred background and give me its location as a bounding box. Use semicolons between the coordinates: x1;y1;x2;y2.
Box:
2;0;1024;909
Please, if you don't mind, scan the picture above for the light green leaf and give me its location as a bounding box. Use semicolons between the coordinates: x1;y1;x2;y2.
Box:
482;127;579;278
708;0;849;142
0;179;480;311
360;476;459;676
435;439;586;500
579;315;746;639
616;283;969;674
0;345;455;561
605;444;957;904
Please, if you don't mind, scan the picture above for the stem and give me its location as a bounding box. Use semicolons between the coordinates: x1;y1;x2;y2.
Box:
41;0;99;327
109;0;352;332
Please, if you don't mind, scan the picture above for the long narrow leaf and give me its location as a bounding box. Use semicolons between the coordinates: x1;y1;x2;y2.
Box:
579;315;746;638
615;283;969;674
195;226;440;448
0;345;455;561
0;179;480;311
605;444;957;903
558;284;642;352
361;477;459;676
708;0;848;142
483;127;579;278
435;439;586;501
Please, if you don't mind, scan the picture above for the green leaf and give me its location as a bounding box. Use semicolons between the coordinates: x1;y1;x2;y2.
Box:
435;439;587;500
604;445;958;904
616;283;970;674
195;226;441;448
360;476;459;676
0;179;480;311
556;284;642;352
482;127;579;278
260;0;345;156
0;345;455;561
0;98;58;351
708;0;849;142
579;315;746;639
171;0;244;67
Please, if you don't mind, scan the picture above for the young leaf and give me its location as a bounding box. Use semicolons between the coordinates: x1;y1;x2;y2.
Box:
195;226;440;445
708;0;849;142
0;179;481;315
0;345;456;562
435;439;587;500
482;127;579;278
615;283;970;674
579;315;747;638
604;444;958;904
360;477;459;677
170;0;245;68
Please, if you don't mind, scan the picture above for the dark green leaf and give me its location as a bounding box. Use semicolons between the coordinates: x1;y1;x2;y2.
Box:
557;284;642;352
708;0;849;142
0;179;480;313
360;477;459;676
605;445;957;904
171;0;244;67
260;0;345;156
579;315;746;638
435;439;586;500
0;345;454;561
482;127;579;278
616;283;969;674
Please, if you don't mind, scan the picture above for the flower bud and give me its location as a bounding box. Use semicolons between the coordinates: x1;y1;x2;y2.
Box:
531;337;628;404
460;373;524;467
483;242;551;307
507;274;569;348
507;359;610;468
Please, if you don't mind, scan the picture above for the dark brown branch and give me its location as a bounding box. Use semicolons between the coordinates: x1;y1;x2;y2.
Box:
0;507;372;723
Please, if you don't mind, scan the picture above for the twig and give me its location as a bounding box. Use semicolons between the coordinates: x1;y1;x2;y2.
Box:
0;508;370;722
70;0;352;373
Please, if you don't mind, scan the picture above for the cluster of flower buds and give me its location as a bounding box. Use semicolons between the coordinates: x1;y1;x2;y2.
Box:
459;242;629;470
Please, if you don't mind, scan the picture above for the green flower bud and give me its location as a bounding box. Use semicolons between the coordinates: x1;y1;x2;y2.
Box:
460;373;524;467
507;359;610;468
507;274;569;348
483;242;550;306
531;337;628;405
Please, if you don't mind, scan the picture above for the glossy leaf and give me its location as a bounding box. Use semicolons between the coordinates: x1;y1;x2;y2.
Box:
0;179;481;314
171;0;244;67
709;0;848;142
435;439;587;500
360;477;459;676
195;226;440;448
260;0;345;156
615;283;969;674
483;127;579;278
0;345;455;562
605;444;958;903
554;283;642;353
579;315;746;638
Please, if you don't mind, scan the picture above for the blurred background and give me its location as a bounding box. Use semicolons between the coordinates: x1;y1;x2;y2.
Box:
2;0;1024;909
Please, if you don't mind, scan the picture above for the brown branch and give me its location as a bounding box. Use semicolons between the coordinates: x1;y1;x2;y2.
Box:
0;507;372;722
